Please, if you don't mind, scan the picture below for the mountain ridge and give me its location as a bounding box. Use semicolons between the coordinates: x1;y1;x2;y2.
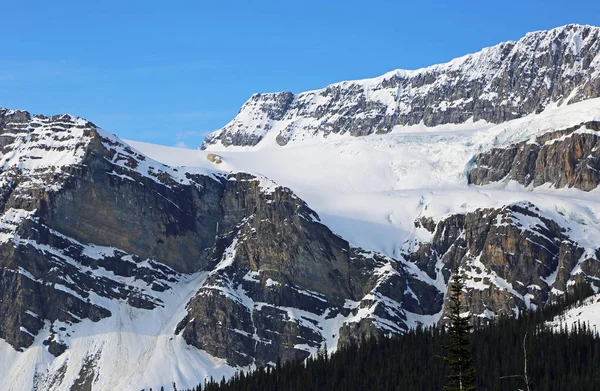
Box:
246;22;598;95
2;99;600;390
3;23;600;391
202;23;600;149
0;108;446;389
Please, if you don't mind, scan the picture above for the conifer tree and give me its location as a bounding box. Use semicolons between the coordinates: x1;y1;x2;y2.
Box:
439;264;477;391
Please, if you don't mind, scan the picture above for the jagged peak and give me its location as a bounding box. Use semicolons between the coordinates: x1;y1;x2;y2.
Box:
0;107;280;199
0;107;105;129
0;107;29;115
235;24;600;98
0;108;185;191
523;23;598;38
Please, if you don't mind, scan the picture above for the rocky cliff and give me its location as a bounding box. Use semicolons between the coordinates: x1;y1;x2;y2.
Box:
176;182;442;366
203;24;600;148
469;121;600;190
0;108;445;379
406;202;599;323
0;109;209;354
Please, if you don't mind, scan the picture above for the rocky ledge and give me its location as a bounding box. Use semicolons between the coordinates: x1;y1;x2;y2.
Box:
469;121;600;190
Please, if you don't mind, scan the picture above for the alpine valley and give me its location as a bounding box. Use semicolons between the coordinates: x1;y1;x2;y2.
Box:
2;24;600;391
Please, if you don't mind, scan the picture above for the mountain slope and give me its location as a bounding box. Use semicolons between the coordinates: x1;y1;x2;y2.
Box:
5;97;599;389
0;109;443;390
136;95;600;333
202;24;600;149
3;23;600;391
0;109;239;390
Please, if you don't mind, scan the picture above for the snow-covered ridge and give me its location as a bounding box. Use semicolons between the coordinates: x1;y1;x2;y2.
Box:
0;108;227;194
0;109;296;390
0;110;93;173
203;24;600;149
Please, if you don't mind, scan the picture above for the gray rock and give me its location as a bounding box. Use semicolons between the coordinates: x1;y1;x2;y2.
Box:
203;25;600;148
177;181;442;366
404;202;598;325
469;121;600;190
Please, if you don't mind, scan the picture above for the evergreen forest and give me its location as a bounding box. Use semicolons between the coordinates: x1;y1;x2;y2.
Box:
185;284;600;391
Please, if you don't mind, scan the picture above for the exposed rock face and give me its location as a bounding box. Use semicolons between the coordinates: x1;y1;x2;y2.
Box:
0;108;444;369
2;105;600;388
405;202;599;323
177;181;443;366
178;196;600;366
469;121;600;190
0;110;193;351
203;25;600;148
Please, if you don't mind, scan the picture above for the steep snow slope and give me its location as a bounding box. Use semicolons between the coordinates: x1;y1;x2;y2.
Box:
131;97;600;261
549;293;600;332
0;272;235;391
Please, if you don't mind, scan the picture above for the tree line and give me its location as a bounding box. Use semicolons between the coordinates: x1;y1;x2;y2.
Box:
183;282;599;391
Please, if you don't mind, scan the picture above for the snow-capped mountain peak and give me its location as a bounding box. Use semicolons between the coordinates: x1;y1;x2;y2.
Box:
202;24;600;149
4;24;600;391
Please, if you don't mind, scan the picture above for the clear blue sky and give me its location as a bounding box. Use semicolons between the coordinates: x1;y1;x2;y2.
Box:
2;1;599;147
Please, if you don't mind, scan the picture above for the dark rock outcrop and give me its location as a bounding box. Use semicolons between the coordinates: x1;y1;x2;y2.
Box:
469;121;600;190
0;110;268;353
177;182;443;366
405;202;599;324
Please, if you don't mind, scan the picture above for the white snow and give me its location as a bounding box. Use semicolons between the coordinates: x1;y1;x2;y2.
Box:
0;208;35;244
548;293;600;333
130;97;600;269
0;271;237;391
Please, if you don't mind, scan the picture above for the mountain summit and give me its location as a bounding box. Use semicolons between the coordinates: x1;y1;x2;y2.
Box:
202;24;600;149
3;24;600;391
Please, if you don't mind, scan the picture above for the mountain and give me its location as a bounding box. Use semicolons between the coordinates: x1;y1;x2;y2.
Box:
2;23;600;391
0;108;444;390
202;24;600;149
141;94;600;388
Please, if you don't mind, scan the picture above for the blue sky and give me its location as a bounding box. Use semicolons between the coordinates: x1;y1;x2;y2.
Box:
2;1;599;147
